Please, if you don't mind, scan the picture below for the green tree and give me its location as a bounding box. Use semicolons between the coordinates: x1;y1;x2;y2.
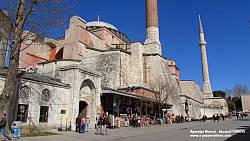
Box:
213;90;226;98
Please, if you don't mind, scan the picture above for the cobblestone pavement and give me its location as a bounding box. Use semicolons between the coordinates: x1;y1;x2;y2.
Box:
20;118;250;141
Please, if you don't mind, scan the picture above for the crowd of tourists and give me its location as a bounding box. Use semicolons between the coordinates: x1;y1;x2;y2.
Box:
200;114;225;122
212;114;225;122
74;111;248;135
164;113;185;124
129;114;157;127
236;112;247;120
74;112;189;136
125;113;186;127
95;114;109;135
76;113;109;135
76;115;90;134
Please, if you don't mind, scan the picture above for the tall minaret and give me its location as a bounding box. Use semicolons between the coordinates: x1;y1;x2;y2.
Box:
145;0;161;45
198;15;213;98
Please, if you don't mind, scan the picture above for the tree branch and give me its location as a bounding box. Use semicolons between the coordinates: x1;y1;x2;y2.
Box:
23;0;37;26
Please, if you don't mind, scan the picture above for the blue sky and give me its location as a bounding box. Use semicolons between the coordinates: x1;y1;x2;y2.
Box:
65;0;249;91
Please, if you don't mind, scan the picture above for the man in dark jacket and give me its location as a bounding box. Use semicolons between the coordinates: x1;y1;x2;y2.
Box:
75;116;81;133
95;115;103;135
213;114;216;123
102;115;108;135
0;113;12;140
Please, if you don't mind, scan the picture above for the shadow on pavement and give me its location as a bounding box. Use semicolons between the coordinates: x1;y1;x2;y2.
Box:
240;118;250;121
237;126;249;128
225;126;250;141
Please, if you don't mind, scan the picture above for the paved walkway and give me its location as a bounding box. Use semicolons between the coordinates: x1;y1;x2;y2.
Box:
19;118;250;141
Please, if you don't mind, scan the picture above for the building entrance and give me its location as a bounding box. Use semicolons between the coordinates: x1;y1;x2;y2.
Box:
79;101;88;117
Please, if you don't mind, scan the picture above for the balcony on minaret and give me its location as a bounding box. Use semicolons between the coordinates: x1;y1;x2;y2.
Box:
199;40;207;46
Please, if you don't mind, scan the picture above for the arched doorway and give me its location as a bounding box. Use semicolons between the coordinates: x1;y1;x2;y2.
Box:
78;80;93;118
75;79;96;130
79;101;88;117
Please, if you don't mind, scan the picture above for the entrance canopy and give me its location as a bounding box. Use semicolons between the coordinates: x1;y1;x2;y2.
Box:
102;87;155;102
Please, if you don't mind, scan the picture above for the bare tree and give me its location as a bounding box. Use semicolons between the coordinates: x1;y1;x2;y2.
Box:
0;0;73;124
151;75;176;118
225;88;233;96
232;84;248;97
0;10;12;67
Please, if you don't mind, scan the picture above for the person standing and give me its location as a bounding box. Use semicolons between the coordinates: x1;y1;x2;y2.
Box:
202;115;206;122
79;116;86;134
216;114;219;122
241;113;244;120
96;116;103;135
213;114;216;123
169;115;172;124
180;115;184;123
0;113;12;141
222;114;225;121
85;117;90;132
132;115;136;127
75;116;81;133
124;116;129;127
102;114;108;135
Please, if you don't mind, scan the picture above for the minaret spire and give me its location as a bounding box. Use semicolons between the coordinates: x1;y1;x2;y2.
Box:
198;15;204;33
97;15;100;22
198;15;213;97
199;15;206;46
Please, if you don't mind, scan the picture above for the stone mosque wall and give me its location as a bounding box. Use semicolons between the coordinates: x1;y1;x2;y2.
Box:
241;95;250;112
31;62;102;129
179;81;204;119
79;49;129;89
203;98;229;117
0;77;4;94
143;53;183;115
130;42;144;84
120;51;131;86
18;81;70;129
0;72;71;129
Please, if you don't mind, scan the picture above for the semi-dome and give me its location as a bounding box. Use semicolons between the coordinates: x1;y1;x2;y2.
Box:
86;21;118;31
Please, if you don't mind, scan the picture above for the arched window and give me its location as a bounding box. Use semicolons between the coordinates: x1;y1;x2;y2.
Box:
79;79;95;97
41;88;50;102
19;86;30;100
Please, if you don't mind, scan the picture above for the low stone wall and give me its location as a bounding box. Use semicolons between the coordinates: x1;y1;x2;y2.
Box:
203;98;229;117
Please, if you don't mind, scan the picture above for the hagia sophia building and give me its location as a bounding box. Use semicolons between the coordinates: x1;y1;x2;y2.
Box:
0;0;228;130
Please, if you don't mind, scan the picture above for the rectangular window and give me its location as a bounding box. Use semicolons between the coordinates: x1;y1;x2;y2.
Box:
61;110;66;114
17;104;29;122
39;106;49;123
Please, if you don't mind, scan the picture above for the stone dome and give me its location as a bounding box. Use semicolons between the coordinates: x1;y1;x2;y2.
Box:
86;21;118;31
